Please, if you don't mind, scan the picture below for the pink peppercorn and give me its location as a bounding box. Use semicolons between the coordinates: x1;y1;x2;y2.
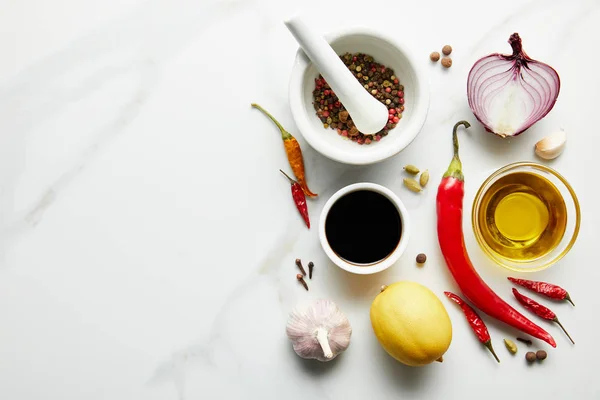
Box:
353;56;357;61
394;79;399;84
385;87;391;93
398;91;404;97
328;104;333;110
320;100;324;105
342;130;348;136
322;110;329;117
399;98;405;105
389;109;396;115
324;90;330;96
393;116;399;123
375;135;381;141
357;138;364;145
365;138;372;144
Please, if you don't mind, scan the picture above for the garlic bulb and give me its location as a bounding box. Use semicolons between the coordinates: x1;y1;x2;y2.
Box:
535;130;566;160
286;299;352;361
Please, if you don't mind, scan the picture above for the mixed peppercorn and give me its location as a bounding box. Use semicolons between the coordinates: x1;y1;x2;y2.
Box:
312;52;405;145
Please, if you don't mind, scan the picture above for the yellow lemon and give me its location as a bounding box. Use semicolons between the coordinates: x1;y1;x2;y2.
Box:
370;281;452;366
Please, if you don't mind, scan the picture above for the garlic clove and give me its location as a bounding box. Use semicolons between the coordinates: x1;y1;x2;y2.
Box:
286;299;352;362
535;130;566;160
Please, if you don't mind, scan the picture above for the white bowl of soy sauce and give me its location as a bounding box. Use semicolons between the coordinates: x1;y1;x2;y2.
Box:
319;183;410;274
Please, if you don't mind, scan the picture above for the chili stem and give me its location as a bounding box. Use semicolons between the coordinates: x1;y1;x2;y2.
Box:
453;120;470;158
484;340;500;363
251;103;292;140
443;120;471;180
280;169;296;184
554;318;575;344
565;293;575;307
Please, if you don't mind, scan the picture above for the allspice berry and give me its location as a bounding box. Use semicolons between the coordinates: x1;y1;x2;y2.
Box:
430;51;441;62
441;57;452;68
536;350;547;361
525;351;537;362
442;45;453;55
416;253;427;264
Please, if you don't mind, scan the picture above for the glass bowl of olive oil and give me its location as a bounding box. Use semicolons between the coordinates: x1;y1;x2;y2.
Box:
472;162;580;272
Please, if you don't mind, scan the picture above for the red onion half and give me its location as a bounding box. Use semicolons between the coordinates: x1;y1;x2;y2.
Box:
467;33;560;138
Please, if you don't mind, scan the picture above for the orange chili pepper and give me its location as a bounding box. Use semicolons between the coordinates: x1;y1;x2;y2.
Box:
251;104;317;197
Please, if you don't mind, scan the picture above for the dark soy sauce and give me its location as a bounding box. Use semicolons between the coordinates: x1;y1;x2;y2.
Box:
325;190;402;265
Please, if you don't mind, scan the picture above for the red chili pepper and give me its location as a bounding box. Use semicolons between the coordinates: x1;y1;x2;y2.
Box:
508;277;574;306
436;121;556;347
512;288;575;344
280;170;310;229
444;292;500;363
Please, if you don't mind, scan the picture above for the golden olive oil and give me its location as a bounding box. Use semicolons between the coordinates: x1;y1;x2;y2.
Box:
477;172;566;261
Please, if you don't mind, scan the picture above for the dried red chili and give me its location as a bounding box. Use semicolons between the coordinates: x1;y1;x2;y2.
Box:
280;170;310;229
436;121;556;347
508;277;574;306
512;288;575;344
444;291;500;363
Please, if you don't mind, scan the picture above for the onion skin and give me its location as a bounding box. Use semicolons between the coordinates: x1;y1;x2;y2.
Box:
467;33;561;138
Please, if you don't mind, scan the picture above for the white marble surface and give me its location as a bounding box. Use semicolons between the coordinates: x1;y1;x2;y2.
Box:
1;0;599;399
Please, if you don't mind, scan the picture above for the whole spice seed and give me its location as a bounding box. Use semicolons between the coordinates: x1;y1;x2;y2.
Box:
525;351;537;363
504;339;518;354
445;292;500;363
404;164;420;175
517;337;533;346
295;258;307;276
403;178;422;193
312;52;404;145
280;170;310;229
430;51;441;62
512;288;575;344
442;45;453;56
297;274;308;291
441;57;452;68
420;170;430;187
508;277;574;306
308;261;314;279
416;253;427;264
253;104;317;197
536;350;547;360
437;121;556;347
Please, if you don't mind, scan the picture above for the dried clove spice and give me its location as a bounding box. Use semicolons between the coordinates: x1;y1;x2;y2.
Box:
297;274;309;291
295;258;306;276
516;337;533;346
308;262;314;279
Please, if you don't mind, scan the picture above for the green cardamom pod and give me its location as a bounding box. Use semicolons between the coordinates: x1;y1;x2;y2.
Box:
504;339;518;354
403;165;420;175
403;178;422;193
420;170;430;187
